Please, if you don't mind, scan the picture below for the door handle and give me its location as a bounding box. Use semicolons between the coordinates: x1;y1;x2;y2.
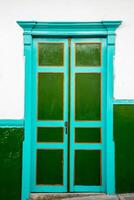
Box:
65;121;68;134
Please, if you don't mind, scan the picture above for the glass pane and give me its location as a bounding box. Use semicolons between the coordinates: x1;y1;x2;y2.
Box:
75;128;101;143
76;43;101;66
36;149;63;185
37;127;63;143
38;73;64;120
75;73;101;121
38;43;64;66
75;150;101;185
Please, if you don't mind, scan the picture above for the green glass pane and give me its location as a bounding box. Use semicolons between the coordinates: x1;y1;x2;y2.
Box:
38;43;64;66
38;73;64;120
36;149;63;185
76;43;101;66
75;73;101;121
75;150;101;185
37;127;63;143
75;128;101;143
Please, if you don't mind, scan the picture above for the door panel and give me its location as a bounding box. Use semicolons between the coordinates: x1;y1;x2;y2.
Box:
75;43;101;66
38;73;64;120
75;128;101;143
38;43;64;66
31;38;106;193
36;149;63;185
75;73;101;121
31;38;69;192
74;150;101;185
70;38;106;192
37;127;63;143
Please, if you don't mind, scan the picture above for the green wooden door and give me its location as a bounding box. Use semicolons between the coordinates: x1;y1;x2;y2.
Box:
31;38;106;193
70;38;106;192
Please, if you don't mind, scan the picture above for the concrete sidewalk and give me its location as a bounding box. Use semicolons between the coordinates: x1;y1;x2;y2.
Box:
118;194;134;200
30;193;134;200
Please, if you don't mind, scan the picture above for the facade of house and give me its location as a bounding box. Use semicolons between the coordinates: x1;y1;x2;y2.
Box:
0;1;134;200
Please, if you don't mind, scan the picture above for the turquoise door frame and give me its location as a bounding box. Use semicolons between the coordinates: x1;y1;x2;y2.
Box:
17;21;122;200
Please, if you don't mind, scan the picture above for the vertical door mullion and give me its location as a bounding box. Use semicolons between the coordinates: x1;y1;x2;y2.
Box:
101;40;107;190
31;39;38;190
63;39;69;189
70;39;75;191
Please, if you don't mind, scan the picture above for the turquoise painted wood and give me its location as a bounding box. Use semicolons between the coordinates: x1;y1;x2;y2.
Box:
106;33;116;194
21;34;33;200
17;21;121;36
17;21;122;200
0;120;24;127
113;99;134;104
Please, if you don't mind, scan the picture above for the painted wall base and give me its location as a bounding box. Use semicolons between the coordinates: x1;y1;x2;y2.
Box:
1;105;134;199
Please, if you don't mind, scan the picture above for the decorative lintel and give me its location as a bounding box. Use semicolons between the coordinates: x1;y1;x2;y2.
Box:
17;21;122;36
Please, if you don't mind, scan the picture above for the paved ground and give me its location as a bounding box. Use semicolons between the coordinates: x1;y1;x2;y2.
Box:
119;194;134;200
30;193;134;200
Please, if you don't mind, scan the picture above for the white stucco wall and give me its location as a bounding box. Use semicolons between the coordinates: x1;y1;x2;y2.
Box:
0;0;134;119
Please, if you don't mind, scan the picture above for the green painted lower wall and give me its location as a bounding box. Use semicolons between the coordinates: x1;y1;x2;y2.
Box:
1;106;134;200
114;104;134;193
0;128;23;200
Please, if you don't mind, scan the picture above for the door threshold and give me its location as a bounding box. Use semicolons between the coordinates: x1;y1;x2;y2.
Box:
30;193;107;200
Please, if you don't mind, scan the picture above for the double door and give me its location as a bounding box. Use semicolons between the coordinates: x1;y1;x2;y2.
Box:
31;38;106;192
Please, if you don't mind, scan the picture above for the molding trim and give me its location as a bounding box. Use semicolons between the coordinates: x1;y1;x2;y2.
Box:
0;119;24;127
17;21;122;36
113;99;134;104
